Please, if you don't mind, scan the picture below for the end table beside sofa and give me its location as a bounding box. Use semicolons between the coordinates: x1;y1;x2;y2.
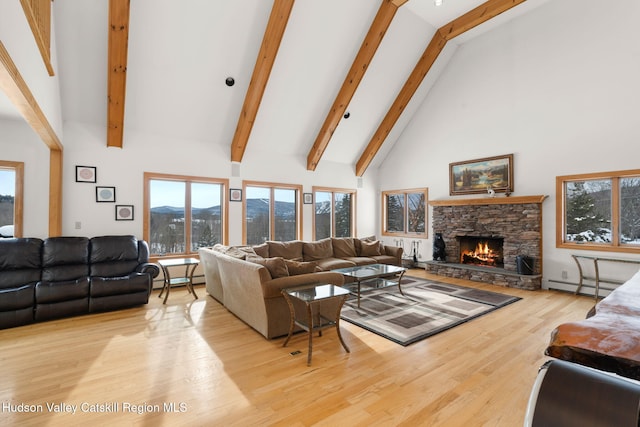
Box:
198;237;402;339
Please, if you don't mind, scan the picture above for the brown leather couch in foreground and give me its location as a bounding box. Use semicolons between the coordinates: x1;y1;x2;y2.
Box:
545;268;640;380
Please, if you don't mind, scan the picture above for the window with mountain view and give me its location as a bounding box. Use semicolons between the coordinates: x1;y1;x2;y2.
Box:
558;170;640;253
313;187;356;240
0;161;23;238
144;173;227;256
382;188;427;238
244;182;301;245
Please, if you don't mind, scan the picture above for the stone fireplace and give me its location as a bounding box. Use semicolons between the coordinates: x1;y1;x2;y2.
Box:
426;195;547;290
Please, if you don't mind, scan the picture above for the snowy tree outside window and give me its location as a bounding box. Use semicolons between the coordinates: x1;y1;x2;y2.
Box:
382;189;428;238
313;188;356;239
559;170;640;252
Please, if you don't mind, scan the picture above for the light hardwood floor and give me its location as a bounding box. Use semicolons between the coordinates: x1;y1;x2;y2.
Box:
0;270;593;426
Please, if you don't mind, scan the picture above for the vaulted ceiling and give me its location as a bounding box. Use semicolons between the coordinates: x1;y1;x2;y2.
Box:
3;0;552;176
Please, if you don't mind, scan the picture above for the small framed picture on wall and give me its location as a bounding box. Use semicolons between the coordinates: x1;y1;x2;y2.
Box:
230;189;242;202
115;205;134;221
96;186;116;203
303;193;313;204
75;166;97;183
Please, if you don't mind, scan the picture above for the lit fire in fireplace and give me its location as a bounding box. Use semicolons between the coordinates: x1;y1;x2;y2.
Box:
460;239;503;267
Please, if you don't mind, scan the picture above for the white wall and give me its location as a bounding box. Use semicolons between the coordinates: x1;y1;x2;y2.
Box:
378;0;640;289
61;121;378;245
0;118;51;238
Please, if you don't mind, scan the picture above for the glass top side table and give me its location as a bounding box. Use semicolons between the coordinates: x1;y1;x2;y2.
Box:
157;257;200;304
282;283;350;366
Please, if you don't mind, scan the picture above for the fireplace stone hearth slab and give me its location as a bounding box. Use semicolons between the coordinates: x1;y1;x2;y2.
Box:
425;261;541;290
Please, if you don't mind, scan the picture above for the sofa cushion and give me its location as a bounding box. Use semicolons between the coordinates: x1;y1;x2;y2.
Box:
42;237;90;282
370;255;398;266
90;235;139;277
360;240;383;256
332;238;357;258
0;284;34;310
314;258;356;271
90;273;151;297
303;238;333;261
284;259;318;276
341;256;376;266
213;244;256;260
268;241;303;261
36;277;90;303
248;256;290;279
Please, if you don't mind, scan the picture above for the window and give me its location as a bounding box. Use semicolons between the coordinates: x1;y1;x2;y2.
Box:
382;188;428;238
557;169;640;253
0;161;23;238
313;187;356;239
243;181;302;244
144;173;228;256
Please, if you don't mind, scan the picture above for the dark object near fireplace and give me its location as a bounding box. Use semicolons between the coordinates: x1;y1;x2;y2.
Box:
433;233;446;261
459;236;504;268
516;255;534;275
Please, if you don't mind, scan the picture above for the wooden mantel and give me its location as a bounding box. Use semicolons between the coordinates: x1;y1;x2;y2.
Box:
429;195;547;207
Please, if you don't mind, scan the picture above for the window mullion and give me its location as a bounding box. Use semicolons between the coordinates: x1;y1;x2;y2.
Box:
612;178;620;246
185;182;192;254
270;187;275;241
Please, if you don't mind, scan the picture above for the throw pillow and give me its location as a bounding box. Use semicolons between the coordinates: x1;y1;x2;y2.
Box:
252;242;269;258
332;237;356;258
303;238;333;261
360;240;382;256
247;255;289;279
284;259;317;276
268;240;303;261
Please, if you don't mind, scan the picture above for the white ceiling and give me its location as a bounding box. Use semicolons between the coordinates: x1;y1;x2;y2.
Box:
2;0;552;171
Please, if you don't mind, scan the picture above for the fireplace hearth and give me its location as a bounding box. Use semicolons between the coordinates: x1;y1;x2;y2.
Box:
459;236;503;268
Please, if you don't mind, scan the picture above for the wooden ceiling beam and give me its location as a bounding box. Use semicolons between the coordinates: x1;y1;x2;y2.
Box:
230;0;295;163
440;0;527;41
0;41;63;236
306;0;402;171
355;0;527;176
107;0;131;148
0;41;62;151
19;0;55;76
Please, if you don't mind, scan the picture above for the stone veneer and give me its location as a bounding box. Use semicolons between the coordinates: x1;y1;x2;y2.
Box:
426;195;547;290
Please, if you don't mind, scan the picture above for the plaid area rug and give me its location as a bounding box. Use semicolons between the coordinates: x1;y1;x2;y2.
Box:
340;277;521;346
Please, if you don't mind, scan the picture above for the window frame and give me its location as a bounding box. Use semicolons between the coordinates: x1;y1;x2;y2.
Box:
381;188;428;239
312;186;357;240
0;160;24;238
556;169;640;254
242;180;303;244
143;172;229;259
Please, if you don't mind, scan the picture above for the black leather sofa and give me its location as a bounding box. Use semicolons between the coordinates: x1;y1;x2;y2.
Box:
0;235;159;329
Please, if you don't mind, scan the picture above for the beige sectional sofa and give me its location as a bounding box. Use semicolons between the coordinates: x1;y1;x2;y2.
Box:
198;237;402;339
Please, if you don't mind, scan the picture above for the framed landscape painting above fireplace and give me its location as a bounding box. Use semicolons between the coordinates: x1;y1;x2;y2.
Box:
449;154;513;195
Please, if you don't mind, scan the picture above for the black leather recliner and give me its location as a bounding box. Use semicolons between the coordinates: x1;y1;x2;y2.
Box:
0;235;159;329
89;235;158;312
0;238;42;328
